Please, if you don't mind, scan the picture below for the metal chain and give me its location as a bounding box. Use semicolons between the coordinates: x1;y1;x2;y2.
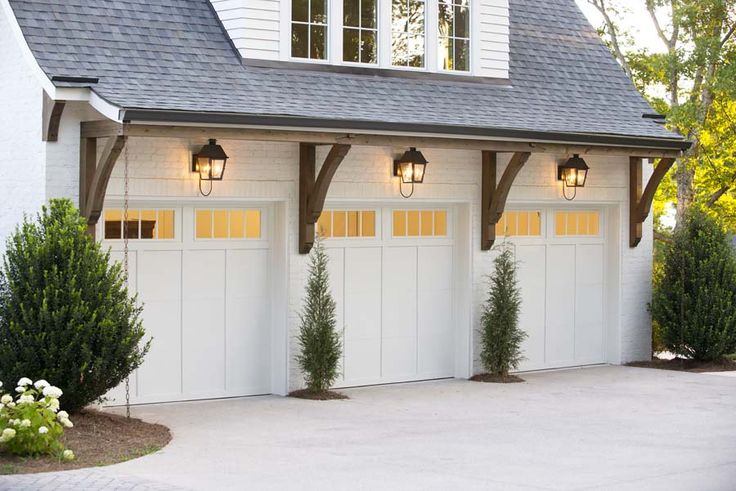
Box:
123;141;131;419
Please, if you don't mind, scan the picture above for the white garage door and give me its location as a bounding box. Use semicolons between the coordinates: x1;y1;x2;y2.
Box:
318;207;455;387
102;204;272;404
499;209;607;371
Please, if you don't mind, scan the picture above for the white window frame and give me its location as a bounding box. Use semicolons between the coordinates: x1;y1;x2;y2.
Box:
436;0;472;73
282;0;480;77
340;0;381;66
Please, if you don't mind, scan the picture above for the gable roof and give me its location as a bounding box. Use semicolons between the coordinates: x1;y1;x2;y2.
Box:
7;0;688;150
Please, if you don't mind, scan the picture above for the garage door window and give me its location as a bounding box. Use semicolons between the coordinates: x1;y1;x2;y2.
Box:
496;210;542;237
104;209;175;240
318;210;376;238
195;209;261;240
392;210;447;237
554;211;600;236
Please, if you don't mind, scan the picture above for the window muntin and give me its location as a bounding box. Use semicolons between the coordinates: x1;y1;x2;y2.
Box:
104;209;175;240
391;0;425;68
292;0;328;60
195;209;262;240
392;210;447;237
496;211;542;237
438;0;470;72
318;210;376;238
343;0;378;64
554;211;600;237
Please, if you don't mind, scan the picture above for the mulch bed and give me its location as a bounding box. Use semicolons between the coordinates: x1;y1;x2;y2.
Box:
627;357;736;373
289;389;349;400
0;409;171;475
470;373;525;384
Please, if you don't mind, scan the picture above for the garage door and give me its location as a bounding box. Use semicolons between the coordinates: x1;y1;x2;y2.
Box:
318;207;455;387
499;209;607;371
102;204;272;404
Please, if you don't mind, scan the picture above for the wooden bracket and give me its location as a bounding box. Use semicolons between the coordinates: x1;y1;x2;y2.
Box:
80;135;128;236
629;156;676;247
481;151;531;250
299;142;352;254
42;93;66;142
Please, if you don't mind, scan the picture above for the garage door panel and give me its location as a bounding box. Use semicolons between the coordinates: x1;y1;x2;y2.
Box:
546;244;576;365
575;244;605;363
325;248;345;379
382;247;418;379
226;249;271;394
417;246;454;376
182;250;226;397
515;245;546;371
136;250;182;400
343;248;382;382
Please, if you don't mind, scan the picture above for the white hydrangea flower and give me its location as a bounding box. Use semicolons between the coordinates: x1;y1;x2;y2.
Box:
57;411;69;420
0;381;3;388
42;386;63;399
18;394;35;404
6;402;15;408
38;426;48;434
62;449;75;461
61;418;73;428
20;419;31;428
34;379;50;390
0;428;16;442
0;394;11;404
47;398;60;412
17;377;32;387
15;386;25;393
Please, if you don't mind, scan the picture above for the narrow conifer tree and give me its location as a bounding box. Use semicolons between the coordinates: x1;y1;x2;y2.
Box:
296;238;342;393
480;244;526;377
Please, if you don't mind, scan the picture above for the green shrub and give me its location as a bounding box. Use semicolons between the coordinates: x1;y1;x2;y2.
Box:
651;210;736;361
480;243;527;376
0;377;74;460
296;239;342;392
0;199;149;412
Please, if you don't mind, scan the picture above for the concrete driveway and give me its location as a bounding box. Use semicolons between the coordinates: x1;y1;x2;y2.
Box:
2;366;735;491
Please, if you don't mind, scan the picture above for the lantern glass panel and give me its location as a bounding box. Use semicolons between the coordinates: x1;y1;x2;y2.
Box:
576;168;588;187
399;161;414;183
211;159;226;180
413;162;426;183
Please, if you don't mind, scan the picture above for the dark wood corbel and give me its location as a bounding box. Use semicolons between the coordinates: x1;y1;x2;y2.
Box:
629;156;677;247
42;93;66;142
481;151;531;250
299;142;352;253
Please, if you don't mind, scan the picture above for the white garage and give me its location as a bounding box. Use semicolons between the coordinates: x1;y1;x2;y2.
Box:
501;208;608;371
318;206;458;387
102;203;274;404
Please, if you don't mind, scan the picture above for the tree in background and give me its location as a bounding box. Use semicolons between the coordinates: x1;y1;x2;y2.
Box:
296;239;343;395
479;244;527;379
0;199;149;412
586;0;735;230
650;210;736;361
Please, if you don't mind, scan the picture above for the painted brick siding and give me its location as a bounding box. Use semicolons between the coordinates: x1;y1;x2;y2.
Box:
0;9;45;253
73;138;654;390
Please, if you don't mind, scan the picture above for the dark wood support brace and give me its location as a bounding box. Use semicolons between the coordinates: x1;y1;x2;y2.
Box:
629;156;676;247
79;135;128;237
299;143;351;253
42;93;66;142
481;151;531;250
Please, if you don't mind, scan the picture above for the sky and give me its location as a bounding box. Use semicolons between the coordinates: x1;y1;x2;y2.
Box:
575;0;668;54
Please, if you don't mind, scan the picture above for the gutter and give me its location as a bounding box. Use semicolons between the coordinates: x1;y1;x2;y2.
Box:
121;109;692;152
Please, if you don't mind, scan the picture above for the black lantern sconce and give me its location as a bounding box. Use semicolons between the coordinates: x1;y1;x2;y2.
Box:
393;147;428;198
192;139;228;196
557;154;589;201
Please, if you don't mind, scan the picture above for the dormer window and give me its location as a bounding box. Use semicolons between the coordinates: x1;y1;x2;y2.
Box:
438;0;470;72
292;0;328;60
391;0;425;68
343;0;378;64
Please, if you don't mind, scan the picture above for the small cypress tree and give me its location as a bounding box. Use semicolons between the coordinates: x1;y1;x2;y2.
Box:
0;199;149;412
296;238;342;393
480;243;526;376
651;210;736;361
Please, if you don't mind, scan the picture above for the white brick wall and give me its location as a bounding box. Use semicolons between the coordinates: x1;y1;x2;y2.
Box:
0;9;45;252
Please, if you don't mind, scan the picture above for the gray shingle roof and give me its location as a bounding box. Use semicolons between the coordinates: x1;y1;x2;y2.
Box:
8;0;686;146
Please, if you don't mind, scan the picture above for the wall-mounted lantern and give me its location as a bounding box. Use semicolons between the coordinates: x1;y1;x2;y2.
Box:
394;147;428;198
192;139;228;196
557;154;589;201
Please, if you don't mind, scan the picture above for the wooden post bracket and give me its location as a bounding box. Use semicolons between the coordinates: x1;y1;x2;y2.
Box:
481;151;531;250
42;93;66;142
629;156;676;247
79;134;128;236
299;142;352;254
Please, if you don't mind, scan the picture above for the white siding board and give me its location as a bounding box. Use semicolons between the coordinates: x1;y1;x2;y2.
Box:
210;0;281;60
477;0;510;78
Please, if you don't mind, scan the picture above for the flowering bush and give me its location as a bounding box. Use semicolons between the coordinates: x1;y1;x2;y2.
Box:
0;378;75;459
